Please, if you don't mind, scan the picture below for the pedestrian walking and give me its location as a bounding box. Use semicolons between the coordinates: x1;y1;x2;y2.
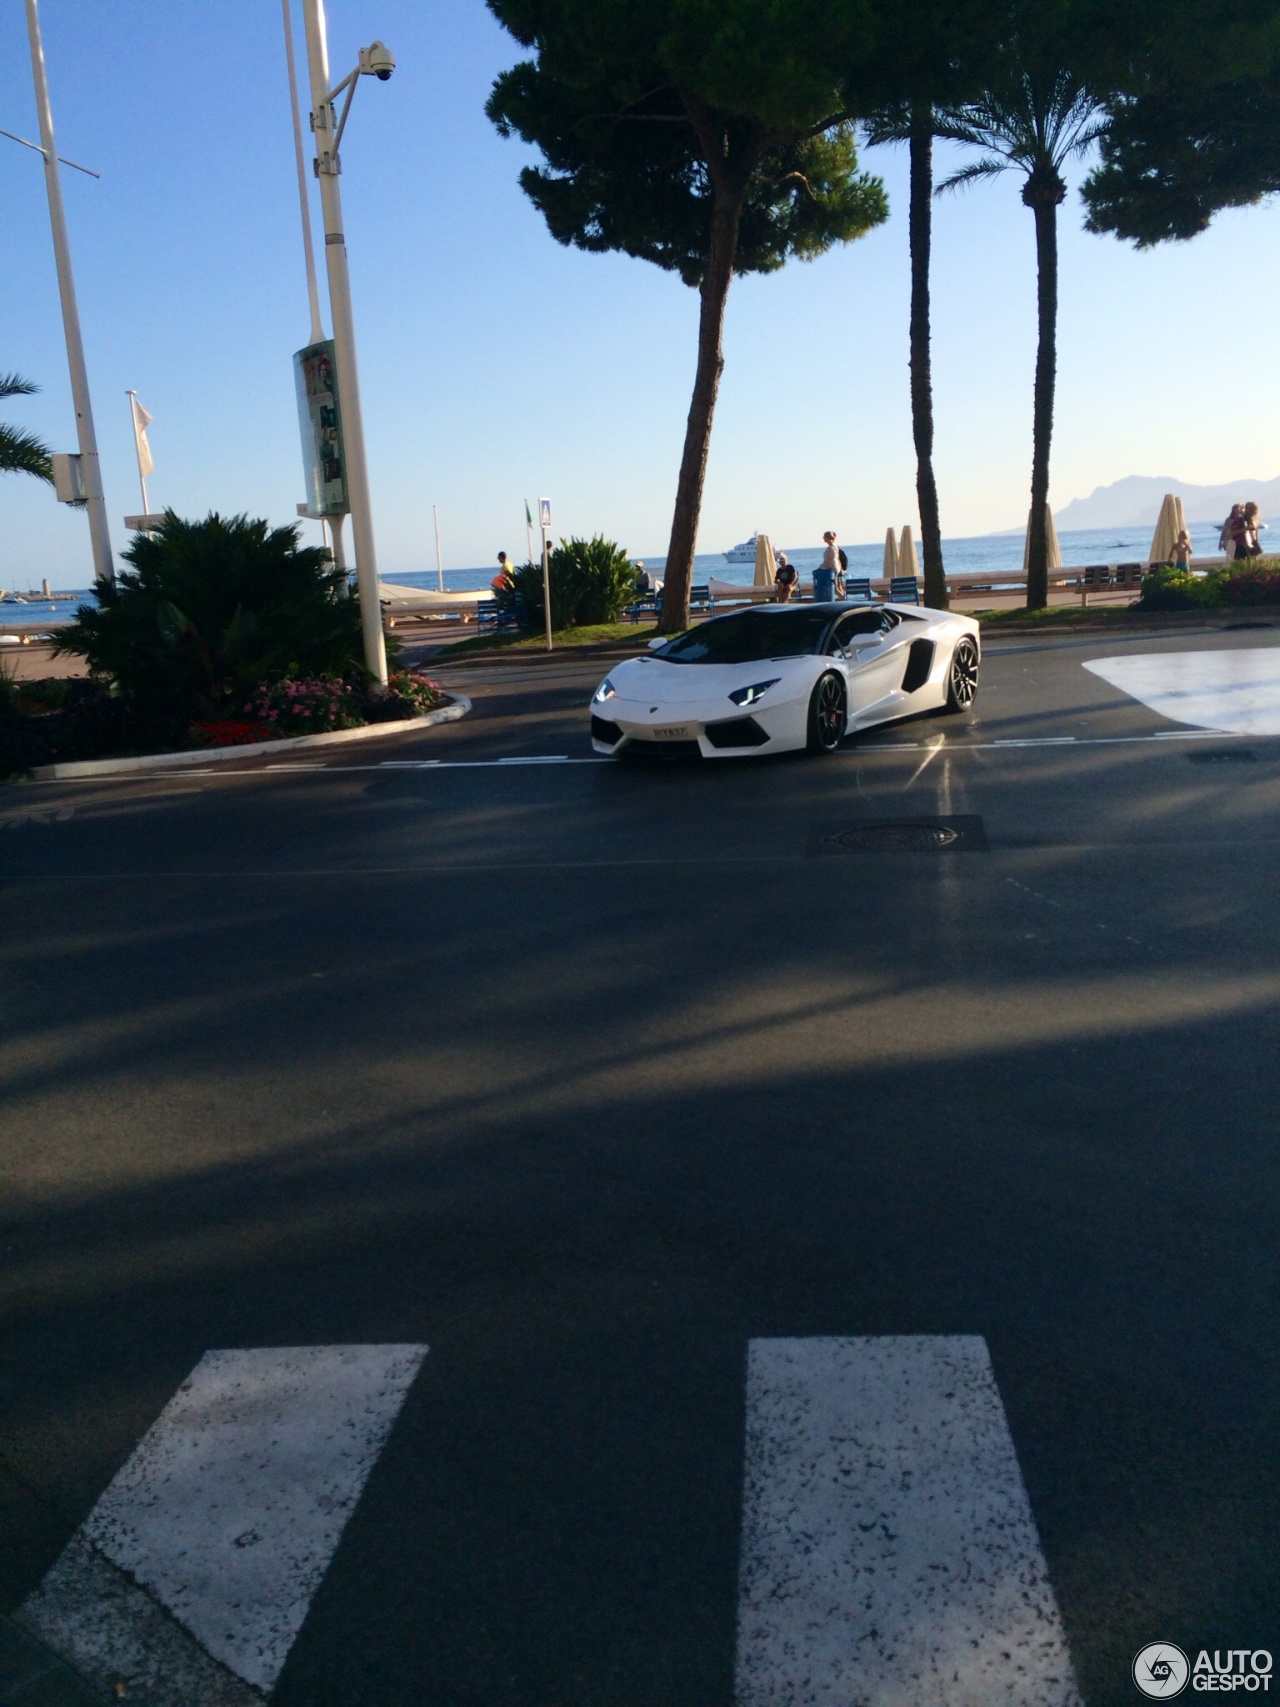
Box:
1220;505;1244;558
1241;502;1265;558
1171;529;1193;570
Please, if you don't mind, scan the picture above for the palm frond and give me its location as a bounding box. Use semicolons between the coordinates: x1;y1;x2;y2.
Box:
862;103;911;149
0;424;54;482
938;69;1108;178
0;372;40;401
935;157;1007;195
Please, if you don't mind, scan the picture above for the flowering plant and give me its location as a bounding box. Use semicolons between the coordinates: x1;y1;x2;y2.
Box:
385;669;443;714
190;718;279;747
243;675;363;734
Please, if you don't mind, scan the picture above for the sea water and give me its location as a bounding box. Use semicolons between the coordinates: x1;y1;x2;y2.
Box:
0;522;1233;623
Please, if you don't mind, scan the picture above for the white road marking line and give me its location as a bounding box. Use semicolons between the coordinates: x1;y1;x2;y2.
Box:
264;762;328;770
19;1343;427;1703
858;728;1260;752
735;1336;1081;1707
991;736;1077;747
1083;648;1280;734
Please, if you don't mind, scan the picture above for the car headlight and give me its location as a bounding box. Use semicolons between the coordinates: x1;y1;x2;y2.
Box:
593;678;617;703
728;678;780;707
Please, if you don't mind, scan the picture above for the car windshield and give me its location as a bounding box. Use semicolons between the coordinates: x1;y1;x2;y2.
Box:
654;610;831;664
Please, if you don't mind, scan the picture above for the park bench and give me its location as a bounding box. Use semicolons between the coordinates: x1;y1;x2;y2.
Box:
1077;562;1147;605
889;575;922;605
476;598;521;634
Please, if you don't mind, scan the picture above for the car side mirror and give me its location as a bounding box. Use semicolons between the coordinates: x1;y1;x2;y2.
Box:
647;636;667;650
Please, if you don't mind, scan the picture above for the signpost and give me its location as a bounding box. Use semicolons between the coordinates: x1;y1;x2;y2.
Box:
294;340;348;518
539;497;552;652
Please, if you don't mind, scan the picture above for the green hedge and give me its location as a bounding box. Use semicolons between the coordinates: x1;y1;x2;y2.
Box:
498;536;638;630
1139;558;1280;611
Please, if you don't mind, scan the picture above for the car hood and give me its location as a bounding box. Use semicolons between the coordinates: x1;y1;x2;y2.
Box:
603;655;814;705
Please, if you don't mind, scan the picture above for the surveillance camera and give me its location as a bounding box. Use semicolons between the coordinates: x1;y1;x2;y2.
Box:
360;40;395;80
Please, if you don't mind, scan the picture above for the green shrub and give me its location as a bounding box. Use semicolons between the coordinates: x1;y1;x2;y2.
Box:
1138;566;1220;611
52;511;366;723
498;536;638;630
1;679;158;779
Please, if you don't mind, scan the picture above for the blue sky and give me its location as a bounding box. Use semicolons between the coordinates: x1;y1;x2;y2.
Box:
3;0;1279;588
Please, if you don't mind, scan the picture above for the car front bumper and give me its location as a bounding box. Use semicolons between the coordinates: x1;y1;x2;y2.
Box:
590;690;807;758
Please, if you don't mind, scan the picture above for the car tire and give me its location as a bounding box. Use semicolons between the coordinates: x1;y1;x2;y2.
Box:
806;671;847;754
943;638;979;713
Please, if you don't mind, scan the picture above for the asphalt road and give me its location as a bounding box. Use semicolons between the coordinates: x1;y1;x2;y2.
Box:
2;621;1279;1705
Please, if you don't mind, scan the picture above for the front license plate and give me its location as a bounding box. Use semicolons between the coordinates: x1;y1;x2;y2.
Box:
652;725;689;740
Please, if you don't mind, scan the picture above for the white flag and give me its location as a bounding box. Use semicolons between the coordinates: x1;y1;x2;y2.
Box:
129;394;154;477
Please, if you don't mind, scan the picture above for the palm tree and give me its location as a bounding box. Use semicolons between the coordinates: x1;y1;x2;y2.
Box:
0;373;53;484
937;72;1107;607
865;100;948;609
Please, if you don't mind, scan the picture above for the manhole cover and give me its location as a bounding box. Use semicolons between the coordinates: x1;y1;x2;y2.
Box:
1186;749;1257;765
808;815;987;856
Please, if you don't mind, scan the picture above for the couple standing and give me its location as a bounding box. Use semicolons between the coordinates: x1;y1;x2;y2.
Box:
1220;503;1265;560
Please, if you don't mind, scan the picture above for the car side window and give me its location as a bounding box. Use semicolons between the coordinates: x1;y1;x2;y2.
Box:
830;611;883;653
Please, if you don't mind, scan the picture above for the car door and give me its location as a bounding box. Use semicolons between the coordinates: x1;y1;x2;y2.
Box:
827;609;912;725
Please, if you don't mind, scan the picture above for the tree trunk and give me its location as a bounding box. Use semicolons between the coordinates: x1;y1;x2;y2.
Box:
657;189;743;634
909;108;946;610
1025;176;1062;610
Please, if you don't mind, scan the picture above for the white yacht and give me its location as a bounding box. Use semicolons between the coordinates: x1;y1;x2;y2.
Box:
723;535;757;563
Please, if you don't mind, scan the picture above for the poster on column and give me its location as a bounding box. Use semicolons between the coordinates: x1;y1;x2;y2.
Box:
293;341;350;517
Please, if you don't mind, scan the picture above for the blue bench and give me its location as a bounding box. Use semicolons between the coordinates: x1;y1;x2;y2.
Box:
627;583;715;622
889;575;922;605
476;598;521;633
845;577;874;601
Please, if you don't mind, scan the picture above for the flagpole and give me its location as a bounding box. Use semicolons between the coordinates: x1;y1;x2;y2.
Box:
282;0;324;346
126;391;149;514
25;0;113;585
525;500;534;567
433;503;443;592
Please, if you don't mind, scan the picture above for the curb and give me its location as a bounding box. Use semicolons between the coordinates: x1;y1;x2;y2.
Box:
30;695;472;781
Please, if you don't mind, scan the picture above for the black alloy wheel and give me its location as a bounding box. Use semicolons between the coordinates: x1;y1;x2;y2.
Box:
944;638;979;713
806;672;847;754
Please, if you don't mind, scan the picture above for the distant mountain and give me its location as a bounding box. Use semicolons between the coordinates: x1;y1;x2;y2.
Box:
1054;474;1280;530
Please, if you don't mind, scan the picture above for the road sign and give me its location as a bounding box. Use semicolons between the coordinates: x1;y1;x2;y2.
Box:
294;341;350;518
539;497;551;530
123;513;166;532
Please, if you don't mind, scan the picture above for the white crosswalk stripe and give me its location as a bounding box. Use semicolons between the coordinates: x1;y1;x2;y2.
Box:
735;1336;1081;1707
16;1335;1079;1704
18;1344;427;1705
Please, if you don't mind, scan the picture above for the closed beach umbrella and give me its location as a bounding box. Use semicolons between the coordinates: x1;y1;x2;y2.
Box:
882;528;899;578
898;525;920;575
1022;503;1062;572
1148;493;1182;564
754;533;777;587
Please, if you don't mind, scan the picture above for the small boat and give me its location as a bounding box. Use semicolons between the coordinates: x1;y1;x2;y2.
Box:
722;535;757;564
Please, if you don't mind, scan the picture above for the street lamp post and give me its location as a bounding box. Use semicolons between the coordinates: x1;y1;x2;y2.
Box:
298;0;390;686
24;0;113;586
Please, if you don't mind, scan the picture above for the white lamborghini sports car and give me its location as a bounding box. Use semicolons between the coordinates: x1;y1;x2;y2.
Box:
590;602;980;759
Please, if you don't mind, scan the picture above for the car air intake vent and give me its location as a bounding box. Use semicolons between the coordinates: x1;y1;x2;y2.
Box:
591;716;623;746
900;638;935;694
704;716;770;749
